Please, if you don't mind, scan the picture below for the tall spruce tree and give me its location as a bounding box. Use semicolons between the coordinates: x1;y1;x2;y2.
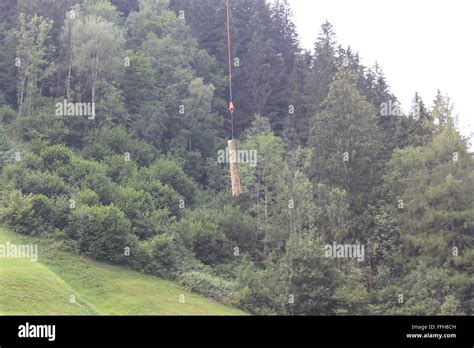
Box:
309;65;382;220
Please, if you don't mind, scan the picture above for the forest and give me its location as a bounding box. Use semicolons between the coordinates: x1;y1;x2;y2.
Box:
0;0;472;315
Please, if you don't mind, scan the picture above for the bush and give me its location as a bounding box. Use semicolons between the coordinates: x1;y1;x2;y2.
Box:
0;106;17;124
147;158;198;205
66;204;137;263
0;191;55;235
147;234;183;279
49;195;73;230
73;188;101;206
2;152;44;183
80;171;116;204
130;233;191;279
68;158;107;185
171;209;232;265
21;170;70;197
82;127;158;166
104;154;137;183
40;144;73;172
112;185;160;239
127;240;153;272
127;172;183;216
216;205;258;256
179;271;239;305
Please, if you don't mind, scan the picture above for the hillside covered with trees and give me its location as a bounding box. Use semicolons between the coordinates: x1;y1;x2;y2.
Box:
0;0;472;315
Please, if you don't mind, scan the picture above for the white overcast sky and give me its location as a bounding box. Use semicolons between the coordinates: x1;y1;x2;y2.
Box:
286;0;474;149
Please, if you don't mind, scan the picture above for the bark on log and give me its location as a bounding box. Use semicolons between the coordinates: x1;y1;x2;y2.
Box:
228;139;241;197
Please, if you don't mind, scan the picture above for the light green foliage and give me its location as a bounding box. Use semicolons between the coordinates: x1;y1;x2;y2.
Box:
14;13;56;116
67;7;126;105
179;271;240;306
385;123;474;266
83;0;124;25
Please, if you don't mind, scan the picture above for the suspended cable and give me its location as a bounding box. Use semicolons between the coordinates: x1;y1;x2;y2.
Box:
225;0;235;139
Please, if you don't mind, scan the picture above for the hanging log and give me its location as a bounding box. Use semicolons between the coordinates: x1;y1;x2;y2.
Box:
228;139;241;197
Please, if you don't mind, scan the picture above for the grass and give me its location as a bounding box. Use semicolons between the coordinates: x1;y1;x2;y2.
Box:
0;226;246;315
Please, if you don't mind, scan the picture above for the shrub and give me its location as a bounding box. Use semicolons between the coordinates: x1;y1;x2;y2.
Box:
127;172;183;216
66;204;137;263
132;233;192;279
0;191;55;235
104;154;137;183
147;158;198;205
179;271;240;305
147;233;183;279
217;205;258;256
112;185;159;239
49;195;73;230
82;127;158;166
73;188;100;206
68;158;107;185
21;170;70;197
171;209;232;265
0;106;17;124
40;144;73;172
80;171;116;204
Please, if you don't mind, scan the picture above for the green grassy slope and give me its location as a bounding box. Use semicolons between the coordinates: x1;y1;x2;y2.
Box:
0;227;246;315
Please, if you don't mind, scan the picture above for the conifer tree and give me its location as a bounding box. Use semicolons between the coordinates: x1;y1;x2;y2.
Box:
309;65;381;218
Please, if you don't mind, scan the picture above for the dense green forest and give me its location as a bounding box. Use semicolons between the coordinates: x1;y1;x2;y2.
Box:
0;0;472;315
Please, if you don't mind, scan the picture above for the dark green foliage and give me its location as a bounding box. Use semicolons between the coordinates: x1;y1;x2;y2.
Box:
80;170;116;205
0;192;56;235
0;106;17;124
0;0;471;316
280;234;341;315
169;209;231;266
145;158;198;205
0;125;9;170
126;169;183;216
66;204;137;263
110;0;139;18
103;154;137;184
21;170;70;197
179;271;240;305
82;127;158;166
148;233;185;278
310;66;382;216
112;185;170;239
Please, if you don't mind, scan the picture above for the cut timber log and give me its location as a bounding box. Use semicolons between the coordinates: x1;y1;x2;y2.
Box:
228;139;241;197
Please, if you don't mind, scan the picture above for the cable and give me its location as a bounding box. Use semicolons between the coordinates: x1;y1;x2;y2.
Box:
225;0;235;139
